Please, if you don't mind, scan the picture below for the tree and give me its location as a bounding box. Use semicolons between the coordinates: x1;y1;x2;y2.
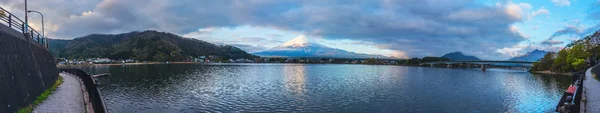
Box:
532;52;556;71
366;58;379;64
529;31;600;72
406;58;421;65
567;43;590;71
552;49;569;72
153;51;169;61
421;57;449;62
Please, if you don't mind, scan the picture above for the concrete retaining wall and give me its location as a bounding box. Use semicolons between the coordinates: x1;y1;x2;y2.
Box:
0;24;58;112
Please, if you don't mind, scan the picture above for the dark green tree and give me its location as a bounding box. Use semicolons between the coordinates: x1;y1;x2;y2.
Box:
531;52;555;71
567;43;590;71
552;49;570;72
366;58;379;64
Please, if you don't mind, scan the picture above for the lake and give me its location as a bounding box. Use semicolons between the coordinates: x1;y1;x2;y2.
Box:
79;63;572;112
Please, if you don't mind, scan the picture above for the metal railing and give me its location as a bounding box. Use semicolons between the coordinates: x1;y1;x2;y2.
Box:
555;70;585;113
60;69;108;113
0;6;47;48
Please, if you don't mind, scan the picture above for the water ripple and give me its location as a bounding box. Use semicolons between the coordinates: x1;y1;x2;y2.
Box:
85;64;571;113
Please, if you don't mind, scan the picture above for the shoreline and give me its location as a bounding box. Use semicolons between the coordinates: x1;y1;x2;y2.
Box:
530;70;572;76
59;62;531;72
57;62;203;67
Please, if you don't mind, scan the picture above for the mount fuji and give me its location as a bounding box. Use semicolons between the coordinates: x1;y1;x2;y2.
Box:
253;36;389;58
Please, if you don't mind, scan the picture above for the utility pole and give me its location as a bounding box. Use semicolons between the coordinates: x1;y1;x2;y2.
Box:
24;0;28;33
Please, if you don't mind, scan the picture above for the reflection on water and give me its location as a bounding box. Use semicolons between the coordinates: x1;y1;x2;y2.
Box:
79;64;572;113
284;65;306;95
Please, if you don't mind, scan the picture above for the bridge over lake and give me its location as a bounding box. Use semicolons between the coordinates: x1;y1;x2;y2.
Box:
421;60;536;71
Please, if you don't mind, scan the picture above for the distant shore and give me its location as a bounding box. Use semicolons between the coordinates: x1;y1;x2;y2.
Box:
57;62;203;67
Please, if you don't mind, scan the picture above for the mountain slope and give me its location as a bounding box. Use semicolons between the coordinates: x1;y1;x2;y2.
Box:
48;39;71;57
253;36;387;58
49;30;256;61
509;49;548;61
441;52;480;61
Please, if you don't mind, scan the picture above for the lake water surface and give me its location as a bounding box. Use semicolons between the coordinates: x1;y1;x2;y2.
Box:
80;63;571;112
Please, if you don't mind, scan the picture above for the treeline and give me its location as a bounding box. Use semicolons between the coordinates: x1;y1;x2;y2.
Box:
397;57;450;65
531;31;600;73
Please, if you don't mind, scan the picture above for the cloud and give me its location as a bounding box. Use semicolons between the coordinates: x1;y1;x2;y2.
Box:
496;43;562;58
180;27;218;37
0;0;533;59
230;44;268;53
545;46;564;51
390;50;408;59
550;25;583;38
274;1;530;59
496;46;524;57
552;0;571;7
584;2;600;35
540;39;564;45
531;6;550;18
502;2;532;20
541;2;600;51
239;37;269;42
547;1;600;42
207;40;269;53
511;25;530;39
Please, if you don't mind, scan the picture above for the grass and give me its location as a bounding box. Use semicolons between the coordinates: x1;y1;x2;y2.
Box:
16;75;63;113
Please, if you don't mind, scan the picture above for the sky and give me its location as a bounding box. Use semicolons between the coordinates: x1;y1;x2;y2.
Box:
1;0;600;60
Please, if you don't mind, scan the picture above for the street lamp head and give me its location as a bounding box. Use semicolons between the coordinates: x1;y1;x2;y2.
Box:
27;10;32;13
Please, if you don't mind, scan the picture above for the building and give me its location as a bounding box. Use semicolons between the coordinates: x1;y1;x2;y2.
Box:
93;58;112;64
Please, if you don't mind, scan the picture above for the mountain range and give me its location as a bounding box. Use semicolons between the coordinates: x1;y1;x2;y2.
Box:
49;30;545;61
49;30;256;61
441;52;481;61
509;49;548;61
253;36;388;58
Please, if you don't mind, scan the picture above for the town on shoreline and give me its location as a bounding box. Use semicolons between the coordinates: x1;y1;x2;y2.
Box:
56;57;404;66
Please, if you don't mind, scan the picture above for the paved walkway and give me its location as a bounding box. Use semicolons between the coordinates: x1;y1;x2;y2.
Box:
33;73;86;113
585;65;600;113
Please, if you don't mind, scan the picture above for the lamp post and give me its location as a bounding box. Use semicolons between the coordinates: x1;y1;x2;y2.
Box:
27;10;43;37
27;10;46;47
24;0;28;33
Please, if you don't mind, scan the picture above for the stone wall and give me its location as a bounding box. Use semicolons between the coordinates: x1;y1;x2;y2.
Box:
0;24;58;112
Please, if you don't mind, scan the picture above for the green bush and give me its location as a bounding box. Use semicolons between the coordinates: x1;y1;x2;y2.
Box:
17;76;63;113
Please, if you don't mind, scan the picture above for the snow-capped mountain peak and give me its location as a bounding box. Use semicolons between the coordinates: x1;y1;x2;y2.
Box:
253;35;389;58
278;35;313;48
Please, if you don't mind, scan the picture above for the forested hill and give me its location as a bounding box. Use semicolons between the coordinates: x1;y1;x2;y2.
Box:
531;30;600;73
49;30;257;61
441;52;480;61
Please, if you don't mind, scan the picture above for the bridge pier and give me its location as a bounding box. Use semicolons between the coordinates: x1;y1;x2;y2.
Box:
447;64;451;68
481;64;486;71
